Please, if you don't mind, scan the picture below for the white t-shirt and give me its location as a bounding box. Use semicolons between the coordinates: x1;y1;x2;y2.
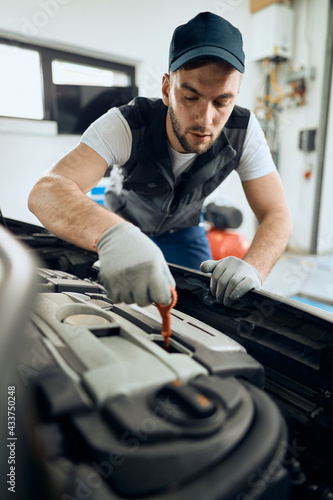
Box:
81;107;276;182
166;144;196;185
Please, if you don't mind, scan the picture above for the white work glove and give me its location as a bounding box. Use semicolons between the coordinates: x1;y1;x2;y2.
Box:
96;222;175;306
200;256;261;307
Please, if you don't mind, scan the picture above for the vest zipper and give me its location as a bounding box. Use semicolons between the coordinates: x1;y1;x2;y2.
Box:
154;166;175;234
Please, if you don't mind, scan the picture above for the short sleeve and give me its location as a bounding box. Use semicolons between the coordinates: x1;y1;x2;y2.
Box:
236;112;276;182
80;107;132;166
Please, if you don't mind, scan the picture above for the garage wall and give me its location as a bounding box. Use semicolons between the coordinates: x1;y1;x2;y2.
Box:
274;0;331;253
0;0;256;241
0;0;331;254
0;0;253;101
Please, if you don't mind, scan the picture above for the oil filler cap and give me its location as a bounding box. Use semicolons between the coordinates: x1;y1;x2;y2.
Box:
153;380;224;434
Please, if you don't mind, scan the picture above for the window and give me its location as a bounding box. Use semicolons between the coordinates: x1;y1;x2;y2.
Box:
0;44;44;120
49;58;137;133
0;38;137;134
51;60;130;87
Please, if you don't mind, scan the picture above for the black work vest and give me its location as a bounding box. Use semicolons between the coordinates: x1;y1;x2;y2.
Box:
104;97;250;236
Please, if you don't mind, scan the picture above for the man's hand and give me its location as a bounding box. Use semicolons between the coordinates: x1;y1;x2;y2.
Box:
200;256;261;306
96;222;175;306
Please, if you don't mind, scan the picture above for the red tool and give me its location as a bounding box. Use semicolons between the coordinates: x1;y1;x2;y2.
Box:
155;286;178;351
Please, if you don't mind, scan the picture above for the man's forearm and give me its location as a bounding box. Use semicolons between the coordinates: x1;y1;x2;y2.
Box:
242;212;292;281
28;174;124;251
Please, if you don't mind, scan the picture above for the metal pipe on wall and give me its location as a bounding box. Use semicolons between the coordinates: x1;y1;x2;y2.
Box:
310;0;333;254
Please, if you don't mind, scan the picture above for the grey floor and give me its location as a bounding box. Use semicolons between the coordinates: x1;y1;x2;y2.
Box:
262;251;333;314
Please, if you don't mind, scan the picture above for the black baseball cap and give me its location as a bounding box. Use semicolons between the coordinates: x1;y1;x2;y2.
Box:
169;12;245;74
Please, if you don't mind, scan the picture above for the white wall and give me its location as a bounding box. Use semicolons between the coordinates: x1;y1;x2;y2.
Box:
0;120;79;222
0;0;332;253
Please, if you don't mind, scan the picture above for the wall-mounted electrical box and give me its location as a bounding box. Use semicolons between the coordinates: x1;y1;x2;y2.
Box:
299;129;317;152
251;3;294;61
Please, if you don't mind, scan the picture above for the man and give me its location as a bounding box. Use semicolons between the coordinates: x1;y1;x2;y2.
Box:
28;12;291;307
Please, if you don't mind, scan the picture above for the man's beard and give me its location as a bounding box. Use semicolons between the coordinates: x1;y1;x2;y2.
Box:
169;106;219;155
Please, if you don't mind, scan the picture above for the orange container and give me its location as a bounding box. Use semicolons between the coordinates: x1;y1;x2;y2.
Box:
207;228;250;260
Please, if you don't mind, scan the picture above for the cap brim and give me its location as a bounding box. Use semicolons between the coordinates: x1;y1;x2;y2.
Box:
170;45;244;73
